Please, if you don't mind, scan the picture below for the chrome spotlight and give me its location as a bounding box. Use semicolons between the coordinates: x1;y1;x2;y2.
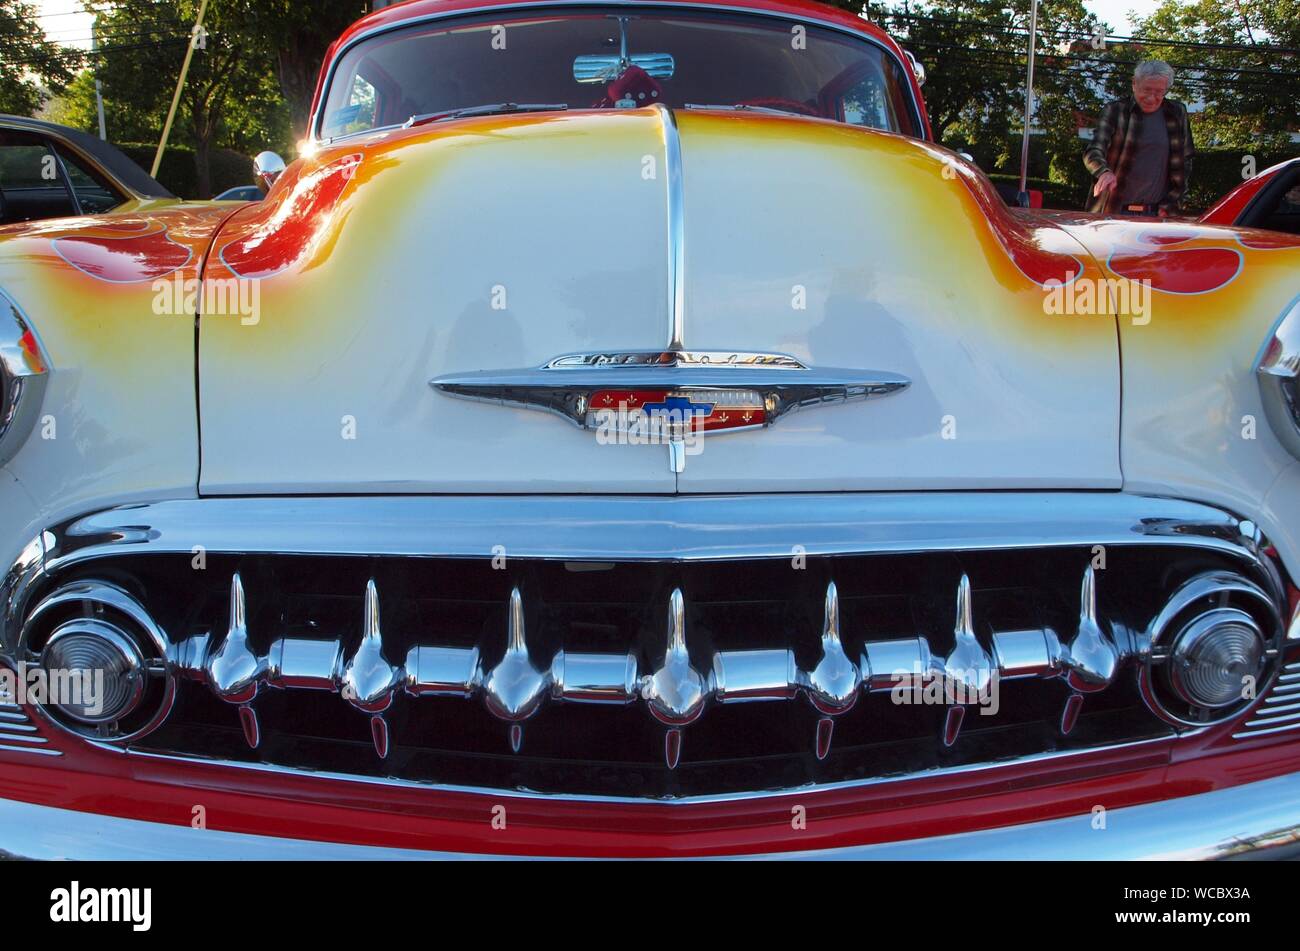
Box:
40;619;146;723
1169;608;1265;709
1141;571;1282;726
19;580;174;741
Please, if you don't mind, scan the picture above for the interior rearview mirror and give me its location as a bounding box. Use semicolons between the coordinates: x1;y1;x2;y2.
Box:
573;53;675;83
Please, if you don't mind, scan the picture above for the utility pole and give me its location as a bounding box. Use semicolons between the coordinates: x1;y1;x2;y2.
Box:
151;0;209;178
92;28;107;141
1016;0;1039;208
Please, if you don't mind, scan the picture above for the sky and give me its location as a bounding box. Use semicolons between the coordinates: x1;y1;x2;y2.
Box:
34;0;1170;50
1083;0;1164;31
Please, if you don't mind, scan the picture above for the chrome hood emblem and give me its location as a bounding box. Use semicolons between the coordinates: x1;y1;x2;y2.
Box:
430;349;910;472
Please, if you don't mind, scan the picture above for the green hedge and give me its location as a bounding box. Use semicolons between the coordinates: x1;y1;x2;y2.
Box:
1183;149;1300;215
116;143;254;199
952;127;1300;212
980;140;1300;213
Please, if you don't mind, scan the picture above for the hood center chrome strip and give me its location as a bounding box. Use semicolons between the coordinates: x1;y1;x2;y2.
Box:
655;103;686;353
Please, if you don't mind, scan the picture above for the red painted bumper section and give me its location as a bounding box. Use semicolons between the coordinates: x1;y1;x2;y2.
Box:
3;706;1298;857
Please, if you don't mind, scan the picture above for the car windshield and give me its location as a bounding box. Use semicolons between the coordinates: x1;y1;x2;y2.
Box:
319;7;920;139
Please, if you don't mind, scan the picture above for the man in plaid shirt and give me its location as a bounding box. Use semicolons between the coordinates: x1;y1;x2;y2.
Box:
1083;60;1194;217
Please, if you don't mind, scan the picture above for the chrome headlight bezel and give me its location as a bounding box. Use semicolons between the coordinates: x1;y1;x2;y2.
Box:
0;288;49;469
1256;296;1300;459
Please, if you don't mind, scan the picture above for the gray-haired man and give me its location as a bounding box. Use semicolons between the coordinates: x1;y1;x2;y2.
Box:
1083;60;1194;216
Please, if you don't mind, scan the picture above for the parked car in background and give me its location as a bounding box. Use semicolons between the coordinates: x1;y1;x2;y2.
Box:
213;185;265;202
0;115;174;225
1202;157;1300;235
1;0;1300;860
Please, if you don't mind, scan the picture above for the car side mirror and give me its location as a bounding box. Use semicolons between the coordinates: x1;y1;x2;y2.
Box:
903;50;926;87
253;151;286;189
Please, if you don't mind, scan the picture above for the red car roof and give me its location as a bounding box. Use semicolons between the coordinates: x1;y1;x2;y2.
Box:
309;0;930;139
338;0;904;50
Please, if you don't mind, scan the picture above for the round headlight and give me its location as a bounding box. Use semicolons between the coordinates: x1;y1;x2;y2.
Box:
1169;607;1265;709
40;619;146;723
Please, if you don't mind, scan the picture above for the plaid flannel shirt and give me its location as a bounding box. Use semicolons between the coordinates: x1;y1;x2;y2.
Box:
1082;96;1194;214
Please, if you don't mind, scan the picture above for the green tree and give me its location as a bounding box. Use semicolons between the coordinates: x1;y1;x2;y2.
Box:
1131;0;1299;151
0;0;80;115
862;0;1104;160
44;69;162;143
244;0;370;139
78;0;369;195
88;0;279;197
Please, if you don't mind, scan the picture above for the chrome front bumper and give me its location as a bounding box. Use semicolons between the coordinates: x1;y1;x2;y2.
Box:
4;771;1300;859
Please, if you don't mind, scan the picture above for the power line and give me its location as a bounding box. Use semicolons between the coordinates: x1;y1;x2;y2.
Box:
904;37;1300;81
912;51;1298;101
910;44;1300;89
879;11;1300;56
3;1;170;22
4;38;191;67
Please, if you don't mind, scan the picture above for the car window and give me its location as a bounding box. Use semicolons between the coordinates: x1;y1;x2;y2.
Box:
321;8;920;139
0;130;76;225
837;70;900;130
1261;179;1300;236
54;144;126;215
1241;166;1300;236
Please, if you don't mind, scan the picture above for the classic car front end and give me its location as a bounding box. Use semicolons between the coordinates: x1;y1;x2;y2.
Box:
1;0;1300;859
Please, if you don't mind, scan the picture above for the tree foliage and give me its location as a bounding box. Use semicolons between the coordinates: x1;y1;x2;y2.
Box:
0;0;80;115
46;1;369;196
851;0;1299;200
1131;0;1299;151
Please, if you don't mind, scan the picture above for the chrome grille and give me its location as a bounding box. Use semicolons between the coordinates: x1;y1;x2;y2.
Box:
1234;661;1300;739
15;546;1266;797
0;702;59;756
3;494;1289;800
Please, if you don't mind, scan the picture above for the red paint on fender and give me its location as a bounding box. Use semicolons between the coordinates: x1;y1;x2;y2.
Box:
1110;247;1243;294
214;153;362;280
51;227;193;284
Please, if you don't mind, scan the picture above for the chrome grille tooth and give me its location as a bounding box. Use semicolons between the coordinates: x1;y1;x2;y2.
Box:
640;588;712;768
641;588;711;727
340;579;402;712
939;574;994;747
203;572;265;702
202;572;266;749
800;581;859;758
340;580;403;758
1058;565;1119;736
1062;565;1118;693
482;587;550;726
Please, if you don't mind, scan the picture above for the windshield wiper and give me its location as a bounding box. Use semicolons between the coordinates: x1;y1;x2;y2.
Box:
404;103;569;128
684;102;814;118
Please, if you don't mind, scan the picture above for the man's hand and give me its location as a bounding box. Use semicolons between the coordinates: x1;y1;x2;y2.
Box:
1093;171;1117;197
